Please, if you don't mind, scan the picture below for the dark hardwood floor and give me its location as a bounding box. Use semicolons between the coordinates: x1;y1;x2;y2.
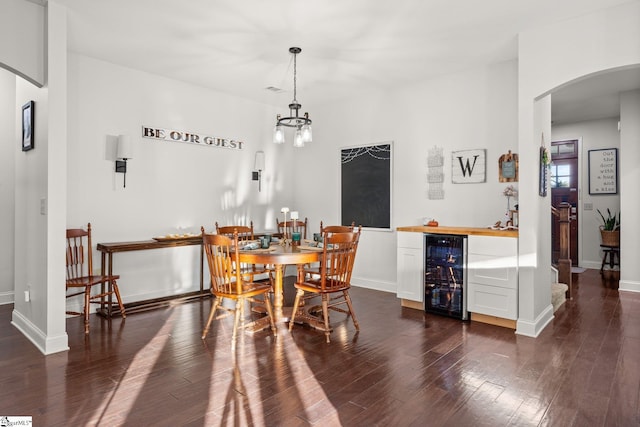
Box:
1;269;638;426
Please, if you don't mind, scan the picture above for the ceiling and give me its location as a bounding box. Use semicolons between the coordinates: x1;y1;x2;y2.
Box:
551;66;640;125
56;0;639;121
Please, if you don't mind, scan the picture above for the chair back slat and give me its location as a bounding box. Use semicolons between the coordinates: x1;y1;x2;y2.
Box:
66;224;94;280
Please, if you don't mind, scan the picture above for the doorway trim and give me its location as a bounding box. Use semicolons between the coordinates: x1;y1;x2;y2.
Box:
550;136;583;268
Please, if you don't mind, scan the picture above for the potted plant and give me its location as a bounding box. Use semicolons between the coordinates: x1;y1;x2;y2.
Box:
597;208;620;247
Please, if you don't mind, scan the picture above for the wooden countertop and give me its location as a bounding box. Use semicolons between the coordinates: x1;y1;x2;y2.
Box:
397;225;518;238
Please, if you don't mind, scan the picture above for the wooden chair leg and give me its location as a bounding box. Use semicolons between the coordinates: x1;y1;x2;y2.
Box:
201;297;221;339
343;290;360;330
600;250;608;272
231;299;242;353
84;287;91;334
289;289;304;331
112;280;126;318
263;294;277;336
322;294;331;343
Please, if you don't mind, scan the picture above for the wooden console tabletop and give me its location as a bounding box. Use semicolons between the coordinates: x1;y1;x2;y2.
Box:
397;225;518;237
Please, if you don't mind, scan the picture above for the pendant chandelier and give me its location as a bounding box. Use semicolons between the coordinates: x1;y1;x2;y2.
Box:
273;47;312;147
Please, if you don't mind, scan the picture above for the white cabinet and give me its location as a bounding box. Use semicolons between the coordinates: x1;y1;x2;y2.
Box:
396;232;424;303
467;235;518;320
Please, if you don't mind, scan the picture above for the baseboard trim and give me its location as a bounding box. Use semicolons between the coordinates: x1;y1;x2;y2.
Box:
515;303;554;337
619;280;640;293
351;277;395;293
11;309;69;355
0;291;14;305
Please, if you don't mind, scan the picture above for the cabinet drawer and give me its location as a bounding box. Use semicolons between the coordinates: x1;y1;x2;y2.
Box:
468;235;517;258
468;283;517;319
468;253;517;290
397;231;423;249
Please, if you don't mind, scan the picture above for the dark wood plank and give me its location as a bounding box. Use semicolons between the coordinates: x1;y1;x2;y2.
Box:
0;269;638;426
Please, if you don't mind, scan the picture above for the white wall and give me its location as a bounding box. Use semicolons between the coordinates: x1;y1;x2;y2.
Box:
517;1;640;336
293;59;519;292
552;118;620;269
0;0;45;86
66;54;296;304
0;68;16;305
619;89;640;292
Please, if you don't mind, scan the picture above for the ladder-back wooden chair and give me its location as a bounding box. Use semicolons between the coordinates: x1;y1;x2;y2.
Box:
290;227;361;343
201;228;277;352
276;217;308;240
66;223;126;334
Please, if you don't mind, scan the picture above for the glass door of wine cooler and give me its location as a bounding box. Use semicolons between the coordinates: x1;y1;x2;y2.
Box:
424;234;468;320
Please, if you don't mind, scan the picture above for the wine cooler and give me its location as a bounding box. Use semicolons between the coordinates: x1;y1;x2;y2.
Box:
424;234;468;320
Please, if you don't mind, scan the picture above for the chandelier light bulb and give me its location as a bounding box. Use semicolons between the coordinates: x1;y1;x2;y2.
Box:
293;128;304;147
273;124;284;144
301;123;312;143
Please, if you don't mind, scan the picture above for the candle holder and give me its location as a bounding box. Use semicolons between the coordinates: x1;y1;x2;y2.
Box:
280;207;291;246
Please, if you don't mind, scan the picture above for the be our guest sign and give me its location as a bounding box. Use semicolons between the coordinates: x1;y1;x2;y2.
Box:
142;126;244;150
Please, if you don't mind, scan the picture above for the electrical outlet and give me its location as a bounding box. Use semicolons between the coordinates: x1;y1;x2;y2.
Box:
24;290;30;302
584;202;593;211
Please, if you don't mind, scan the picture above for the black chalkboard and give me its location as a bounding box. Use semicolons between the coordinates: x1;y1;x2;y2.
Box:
341;143;392;229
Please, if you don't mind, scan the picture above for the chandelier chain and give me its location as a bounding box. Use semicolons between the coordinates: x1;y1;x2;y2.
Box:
292;51;297;104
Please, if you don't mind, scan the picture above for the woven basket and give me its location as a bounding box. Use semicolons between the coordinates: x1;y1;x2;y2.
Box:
600;228;620;247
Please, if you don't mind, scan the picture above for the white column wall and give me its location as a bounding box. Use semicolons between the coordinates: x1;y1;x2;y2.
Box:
12;2;69;355
517;1;640;335
0;68;16;305
619;89;640;292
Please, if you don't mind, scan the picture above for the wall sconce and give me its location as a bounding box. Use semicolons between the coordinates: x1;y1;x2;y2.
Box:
252;150;265;192
115;135;133;188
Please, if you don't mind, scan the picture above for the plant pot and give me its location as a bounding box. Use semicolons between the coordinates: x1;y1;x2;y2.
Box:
600;228;620;247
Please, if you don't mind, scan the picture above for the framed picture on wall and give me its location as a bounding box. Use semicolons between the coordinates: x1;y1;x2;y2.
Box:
22;100;34;152
588;148;617;194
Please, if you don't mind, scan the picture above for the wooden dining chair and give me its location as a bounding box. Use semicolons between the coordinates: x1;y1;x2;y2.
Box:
215;221;271;282
305;222;358;276
290;227;361;343
66;223;126;334
215;221;255;243
201;228;277;352
319;221;355;234
276;217;308;240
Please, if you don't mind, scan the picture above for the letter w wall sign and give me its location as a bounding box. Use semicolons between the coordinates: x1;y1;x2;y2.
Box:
451;149;486;184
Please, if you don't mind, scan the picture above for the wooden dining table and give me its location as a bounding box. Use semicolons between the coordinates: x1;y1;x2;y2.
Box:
236;242;321;311
235;242;325;331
